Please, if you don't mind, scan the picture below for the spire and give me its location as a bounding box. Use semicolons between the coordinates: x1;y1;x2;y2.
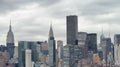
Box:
7;19;14;43
9;19;12;32
102;24;103;34
108;23;111;38
49;24;54;37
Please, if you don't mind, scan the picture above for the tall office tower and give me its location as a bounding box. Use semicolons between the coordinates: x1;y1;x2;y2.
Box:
114;34;120;65
48;25;56;67
6;20;15;59
87;33;97;53
18;41;38;67
78;32;88;57
25;49;32;67
101;38;113;64
67;15;78;45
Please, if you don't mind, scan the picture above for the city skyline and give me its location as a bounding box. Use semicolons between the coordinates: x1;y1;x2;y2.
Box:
0;0;119;45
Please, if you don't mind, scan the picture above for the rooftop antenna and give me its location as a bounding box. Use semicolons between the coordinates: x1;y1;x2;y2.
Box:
108;23;111;38
102;24;103;34
10;18;11;26
50;21;53;28
9;18;12;31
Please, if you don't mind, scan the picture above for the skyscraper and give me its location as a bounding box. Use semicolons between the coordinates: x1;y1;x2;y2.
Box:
114;34;120;45
25;49;32;67
57;40;63;67
87;33;97;53
57;40;63;59
67;15;78;45
78;32;87;46
101;38;113;64
18;41;38;67
114;34;120;65
6;20;15;59
78;32;88;57
48;24;56;67
63;44;74;67
63;44;82;67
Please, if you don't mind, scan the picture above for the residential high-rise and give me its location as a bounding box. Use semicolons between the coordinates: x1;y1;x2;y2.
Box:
25;49;32;67
67;15;78;45
87;33;97;53
6;20;15;59
48;24;56;67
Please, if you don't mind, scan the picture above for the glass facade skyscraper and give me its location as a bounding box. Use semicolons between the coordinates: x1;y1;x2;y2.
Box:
18;41;38;67
67;15;78;45
87;33;97;53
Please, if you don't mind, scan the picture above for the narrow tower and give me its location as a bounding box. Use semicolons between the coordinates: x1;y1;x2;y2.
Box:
48;24;56;67
6;20;15;59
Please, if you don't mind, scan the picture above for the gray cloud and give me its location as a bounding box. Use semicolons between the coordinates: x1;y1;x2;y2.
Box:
79;0;120;24
0;0;120;45
45;0;120;24
0;0;60;14
80;0;119;15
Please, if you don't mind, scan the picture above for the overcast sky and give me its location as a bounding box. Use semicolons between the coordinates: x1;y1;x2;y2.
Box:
0;0;120;46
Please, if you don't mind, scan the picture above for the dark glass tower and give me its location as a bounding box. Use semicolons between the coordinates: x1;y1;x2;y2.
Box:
48;24;56;67
6;20;15;59
87;33;97;53
67;15;78;45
